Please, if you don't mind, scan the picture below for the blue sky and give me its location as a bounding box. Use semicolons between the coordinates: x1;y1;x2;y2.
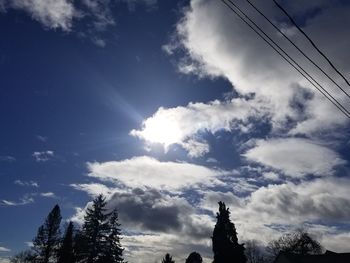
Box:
1;0;350;262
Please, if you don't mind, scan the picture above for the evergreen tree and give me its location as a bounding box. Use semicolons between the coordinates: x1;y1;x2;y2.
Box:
162;253;175;263
212;201;246;263
81;194;109;263
185;252;202;263
57;221;75;263
99;209;124;263
32;204;62;263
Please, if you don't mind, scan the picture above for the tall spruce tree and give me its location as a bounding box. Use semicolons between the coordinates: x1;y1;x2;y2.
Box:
57;221;75;263
32;204;62;263
99;209;124;263
212;201;246;263
81;194;109;263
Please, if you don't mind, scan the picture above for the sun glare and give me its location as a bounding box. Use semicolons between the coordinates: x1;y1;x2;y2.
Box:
139;114;183;147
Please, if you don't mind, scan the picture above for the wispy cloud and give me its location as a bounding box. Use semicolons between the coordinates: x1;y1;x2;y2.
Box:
0;0;75;31
86;156;224;190
0;156;15;162
130;98;258;156
14;180;39;188
32;150;54;162
0;0;158;46
0;195;34;206
36;135;48;142
243;138;346;177
40;192;56;198
0;247;10;253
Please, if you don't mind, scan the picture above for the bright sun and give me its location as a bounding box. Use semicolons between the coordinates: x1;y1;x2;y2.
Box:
135;112;183;147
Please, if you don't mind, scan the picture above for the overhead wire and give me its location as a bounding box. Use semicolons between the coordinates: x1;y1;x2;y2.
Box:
219;0;350;118
273;0;350;88
243;0;350;100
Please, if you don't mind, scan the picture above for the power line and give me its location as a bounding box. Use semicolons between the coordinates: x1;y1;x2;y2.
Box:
273;0;350;88
243;0;350;100
220;0;350;118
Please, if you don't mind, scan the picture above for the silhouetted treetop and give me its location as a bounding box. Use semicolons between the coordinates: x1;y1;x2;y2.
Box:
212;201;246;263
32;204;62;263
185;252;202;263
57;221;75;263
162;253;175;263
268;229;323;257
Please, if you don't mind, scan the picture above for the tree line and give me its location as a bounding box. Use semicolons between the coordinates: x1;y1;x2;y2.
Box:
11;197;323;263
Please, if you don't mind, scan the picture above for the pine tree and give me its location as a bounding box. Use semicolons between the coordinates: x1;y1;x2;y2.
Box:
57;221;75;263
32;204;62;263
81;194;109;263
212;201;246;263
162;253;175;263
99;209;124;263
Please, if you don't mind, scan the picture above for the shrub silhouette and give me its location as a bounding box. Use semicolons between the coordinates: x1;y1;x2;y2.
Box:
185;252;202;263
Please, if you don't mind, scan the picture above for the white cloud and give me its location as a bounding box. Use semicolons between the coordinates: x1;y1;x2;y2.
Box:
32;150;54;162
0;247;10;253
87;156;223;190
164;0;350;137
243;138;346;177
0;0;158;46
122;233;212;263
200;190;242;213
181;139;210;158
70;183;112;197
131;98;258;154
0;195;34;206
262;172;280;181
14;180;39;188
236;176;350;226
40;192;56;198
81;0;115;31
6;0;75;31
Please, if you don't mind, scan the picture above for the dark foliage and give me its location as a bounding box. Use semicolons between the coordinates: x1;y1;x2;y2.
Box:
99;209;124;263
12;197;328;263
185;252;202;263
32;204;62;263
267;229;323;260
162;253;175;263
212;201;246;263
76;194;124;263
57;221;75;263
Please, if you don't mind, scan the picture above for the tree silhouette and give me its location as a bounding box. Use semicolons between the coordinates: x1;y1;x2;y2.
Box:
267;229;323;258
32;204;62;263
81;194;109;263
185;252;202;263
162;253;175;263
99;208;124;263
57;221;75;263
212;201;246;263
